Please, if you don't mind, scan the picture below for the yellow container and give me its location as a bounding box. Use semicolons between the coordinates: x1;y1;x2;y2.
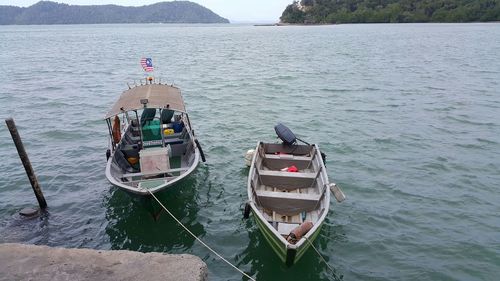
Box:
163;128;174;135
127;157;138;165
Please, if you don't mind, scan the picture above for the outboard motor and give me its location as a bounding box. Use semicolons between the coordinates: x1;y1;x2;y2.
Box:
274;123;297;145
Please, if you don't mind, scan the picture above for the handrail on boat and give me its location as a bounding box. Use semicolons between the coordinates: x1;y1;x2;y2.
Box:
127;77;175;88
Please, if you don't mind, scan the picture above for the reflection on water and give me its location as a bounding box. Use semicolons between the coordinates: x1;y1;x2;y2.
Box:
105;175;205;253
236;212;344;281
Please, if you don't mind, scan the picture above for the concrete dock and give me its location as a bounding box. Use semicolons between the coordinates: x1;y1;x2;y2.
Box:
0;243;207;281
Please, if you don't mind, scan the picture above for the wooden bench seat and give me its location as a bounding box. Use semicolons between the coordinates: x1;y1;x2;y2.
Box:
257;169;317;190
256;189;319;216
262;156;313;170
263;154;312;161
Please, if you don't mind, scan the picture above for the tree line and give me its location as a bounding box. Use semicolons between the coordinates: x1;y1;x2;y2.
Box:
280;0;500;23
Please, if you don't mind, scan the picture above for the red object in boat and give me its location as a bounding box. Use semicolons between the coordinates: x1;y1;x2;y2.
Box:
287;165;298;172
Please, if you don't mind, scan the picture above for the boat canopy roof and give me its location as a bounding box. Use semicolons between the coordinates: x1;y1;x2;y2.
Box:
104;84;186;119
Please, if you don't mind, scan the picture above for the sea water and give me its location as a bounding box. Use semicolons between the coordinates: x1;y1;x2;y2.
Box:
1;23;499;280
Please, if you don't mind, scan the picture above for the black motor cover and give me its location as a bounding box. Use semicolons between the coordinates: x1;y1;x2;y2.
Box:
274;123;297;145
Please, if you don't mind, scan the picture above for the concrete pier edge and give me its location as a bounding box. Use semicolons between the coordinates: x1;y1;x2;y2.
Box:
0;243;208;281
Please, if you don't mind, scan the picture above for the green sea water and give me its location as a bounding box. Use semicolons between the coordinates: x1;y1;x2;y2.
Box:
1;23;499;281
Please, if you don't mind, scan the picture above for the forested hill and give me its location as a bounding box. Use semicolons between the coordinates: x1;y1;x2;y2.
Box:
0;1;229;25
280;0;500;24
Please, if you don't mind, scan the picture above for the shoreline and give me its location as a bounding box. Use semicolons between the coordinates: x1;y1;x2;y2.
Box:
254;21;500;26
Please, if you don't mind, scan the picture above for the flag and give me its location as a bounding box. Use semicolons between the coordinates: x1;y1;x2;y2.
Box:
140;57;154;72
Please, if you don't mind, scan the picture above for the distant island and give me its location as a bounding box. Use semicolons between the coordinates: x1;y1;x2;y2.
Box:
280;0;500;24
0;1;229;25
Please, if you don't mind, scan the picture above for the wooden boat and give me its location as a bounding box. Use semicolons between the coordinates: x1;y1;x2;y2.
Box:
246;124;342;266
104;79;205;195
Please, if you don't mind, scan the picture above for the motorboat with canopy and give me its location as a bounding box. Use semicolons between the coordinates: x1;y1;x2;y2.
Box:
104;79;205;195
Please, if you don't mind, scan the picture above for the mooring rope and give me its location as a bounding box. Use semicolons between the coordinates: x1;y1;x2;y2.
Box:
305;236;337;279
145;188;256;281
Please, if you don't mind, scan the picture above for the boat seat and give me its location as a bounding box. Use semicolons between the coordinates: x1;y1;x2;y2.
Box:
256;189;319;216
130;119;140;134
262;157;313;171
263;154;312;161
257;169;316;190
114;149;137;173
120;138;139;157
164;132;183;139
164;138;184;145
123;132;140;145
161;109;175;124
141;108;157;127
120;146;139;158
259;147;316;170
164;132;184;145
261;143;313;156
127;120;142;139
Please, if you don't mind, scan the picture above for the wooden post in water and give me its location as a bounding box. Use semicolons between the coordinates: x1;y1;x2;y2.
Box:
5;118;47;210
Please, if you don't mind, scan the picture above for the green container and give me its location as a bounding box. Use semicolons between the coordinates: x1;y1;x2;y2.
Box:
142;119;161;141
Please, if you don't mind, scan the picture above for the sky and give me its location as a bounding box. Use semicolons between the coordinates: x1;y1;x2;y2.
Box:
0;0;294;22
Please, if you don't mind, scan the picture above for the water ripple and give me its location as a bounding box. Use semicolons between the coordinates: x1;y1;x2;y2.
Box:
1;23;500;281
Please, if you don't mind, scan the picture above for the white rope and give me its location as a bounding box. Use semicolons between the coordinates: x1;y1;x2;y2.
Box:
305;236;337;279
145;188;256;281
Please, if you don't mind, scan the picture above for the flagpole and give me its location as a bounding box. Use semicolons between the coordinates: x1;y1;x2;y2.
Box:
140;57;154;83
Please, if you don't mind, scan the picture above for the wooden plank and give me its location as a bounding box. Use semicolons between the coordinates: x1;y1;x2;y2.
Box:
257;190;319;201
258;170;316;179
256;190;320;215
258;169;317;190
264;154;312;161
262;157;313;171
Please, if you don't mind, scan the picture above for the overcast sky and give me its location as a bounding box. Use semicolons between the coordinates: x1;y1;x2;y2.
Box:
0;0;294;22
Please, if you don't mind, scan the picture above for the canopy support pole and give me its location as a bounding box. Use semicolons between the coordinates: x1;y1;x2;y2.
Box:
106;118;115;151
135;110;144;149
159;109;165;148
